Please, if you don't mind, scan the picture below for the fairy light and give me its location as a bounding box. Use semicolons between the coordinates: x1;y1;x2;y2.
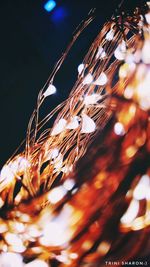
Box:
53;153;63;171
114;122;125;136
51;118;67;135
133;175;150;200
94;72;108;86
114;40;126;60
51;148;59;159
97;241;111;255
78;63;84;75
96;46;106;59
124;86;134;99
47;186;67;204
4;233;26;253
84;94;100;105
0;253;23;267
81;114;96;133
120;199;139;224
0;3;150;266
0;165;14;186
145;12;150;24
43;84;57;98
141;39;150;64
66;116;79;129
63;179;75;191
25;260;49;267
105;29;114;41
82;73;93;84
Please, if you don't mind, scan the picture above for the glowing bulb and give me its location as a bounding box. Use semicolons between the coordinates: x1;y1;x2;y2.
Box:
133;175;150;200
48;186;67;204
5;233;26;253
145;12;150;24
141;39;150;64
84;94;100;105
94;72;108;86
121;199;139;224
114;40;126;60
114;122;125;136
53;153;63;171
51;118;67;136
106;29;114;41
124;86;134;99
66;116;79;129
96;46;106;59
0;165;14;184
51;148;59;159
25;260;49;267
83;73;93;85
0;197;4;208
43;84;56;98
0;253;23;267
40;221;69;246
78;63;84;75
81;114;96;133
97;241;110;255
63;179;75;191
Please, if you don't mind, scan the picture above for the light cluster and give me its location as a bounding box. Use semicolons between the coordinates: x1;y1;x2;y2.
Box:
0;2;150;267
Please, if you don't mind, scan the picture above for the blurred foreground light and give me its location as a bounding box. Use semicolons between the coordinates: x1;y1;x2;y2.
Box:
25;259;49;267
51;7;68;22
44;0;56;12
0;252;23;267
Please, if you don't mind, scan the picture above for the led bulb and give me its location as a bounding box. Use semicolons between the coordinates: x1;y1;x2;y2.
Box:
81;114;96;133
106;29;114;41
43;84;56;98
78;63;84;75
94;72;108;86
66;116;79;129
51;118;67;136
84;94;100;105
82;73;93;85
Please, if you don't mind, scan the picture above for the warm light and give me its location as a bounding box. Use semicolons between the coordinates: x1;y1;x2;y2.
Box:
94;72;107;86
63;179;75;191
51;118;67;135
81;114;96;133
25;259;49;267
84;94;99;105
114;40;126;60
43;84;56;97
0;253;23;267
124;86;134;99
48;186;67;204
78;63;84;75
121;199;139;224
97;241;110;255
96;46;106;59
125;146;137;158
5;233;26;253
114;122;125;136
66;116;79;129
83;73;93;85
141;39;150;64
51;148;59;159
133;175;150;200
106;29;114;41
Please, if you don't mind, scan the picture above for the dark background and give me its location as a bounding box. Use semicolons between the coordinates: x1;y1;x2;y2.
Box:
0;0;142;168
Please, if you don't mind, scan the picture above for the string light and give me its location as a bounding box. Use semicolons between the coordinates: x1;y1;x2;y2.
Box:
0;3;150;267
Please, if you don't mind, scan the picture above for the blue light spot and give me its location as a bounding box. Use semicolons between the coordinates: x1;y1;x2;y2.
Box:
51;7;68;22
44;0;56;12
